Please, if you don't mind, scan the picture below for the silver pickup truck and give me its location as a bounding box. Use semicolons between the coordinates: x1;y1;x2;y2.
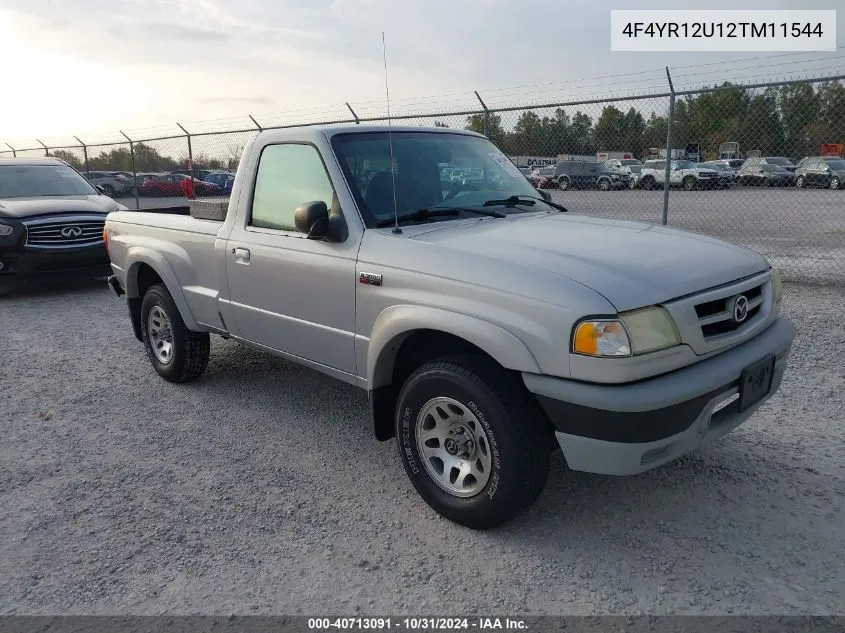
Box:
104;125;795;529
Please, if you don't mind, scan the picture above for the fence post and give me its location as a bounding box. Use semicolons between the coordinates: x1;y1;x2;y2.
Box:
662;67;675;226
248;114;263;131
120;131;140;210
176;123;193;188
74;136;90;175
36;139;49;157
5;143;15;158
346;103;360;125
474;91;490;137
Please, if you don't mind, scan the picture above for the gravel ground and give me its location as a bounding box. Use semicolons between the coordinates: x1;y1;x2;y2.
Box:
0;281;843;616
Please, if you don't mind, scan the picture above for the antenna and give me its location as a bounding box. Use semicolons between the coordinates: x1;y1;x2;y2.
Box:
382;32;401;234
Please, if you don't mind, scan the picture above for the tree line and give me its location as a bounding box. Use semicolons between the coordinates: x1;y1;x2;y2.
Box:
461;80;845;160
47;80;845;172
51;143;242;174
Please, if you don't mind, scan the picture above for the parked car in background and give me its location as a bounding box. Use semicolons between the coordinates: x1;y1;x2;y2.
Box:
86;171;134;197
700;161;736;187
639;159;721;190
0;157;126;295
554;160;629;191
742;156;797;173
140;173;223;197
604;158;642;174
736;162;796;187
529;166;556;189
794;156;845;189
172;168;214;180
201;171;235;194
627;164;643;188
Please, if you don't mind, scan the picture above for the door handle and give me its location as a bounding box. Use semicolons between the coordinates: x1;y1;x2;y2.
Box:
232;247;251;264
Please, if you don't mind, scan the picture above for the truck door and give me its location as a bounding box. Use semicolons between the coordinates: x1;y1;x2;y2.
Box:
223;142;360;375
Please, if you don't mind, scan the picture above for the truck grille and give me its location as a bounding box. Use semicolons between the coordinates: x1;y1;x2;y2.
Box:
694;284;764;339
25;219;105;247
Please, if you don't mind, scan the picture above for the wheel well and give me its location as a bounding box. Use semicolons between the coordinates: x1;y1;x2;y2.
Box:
370;330;501;442
136;263;163;298
128;264;164;342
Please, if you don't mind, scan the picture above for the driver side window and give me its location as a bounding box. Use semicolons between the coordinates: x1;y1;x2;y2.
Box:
251;144;335;232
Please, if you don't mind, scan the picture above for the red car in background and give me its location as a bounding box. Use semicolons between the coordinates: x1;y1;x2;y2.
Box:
139;173;223;197
528;166;556;189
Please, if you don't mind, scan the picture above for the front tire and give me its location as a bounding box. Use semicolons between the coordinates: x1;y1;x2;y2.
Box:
557;178;570;191
641;176;655;190
140;284;210;383
395;355;551;530
795;176;805;188
598;178;611;191
831;176;840;190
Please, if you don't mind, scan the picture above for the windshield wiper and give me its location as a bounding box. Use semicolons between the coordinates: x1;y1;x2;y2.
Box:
482;195;567;213
375;206;505;228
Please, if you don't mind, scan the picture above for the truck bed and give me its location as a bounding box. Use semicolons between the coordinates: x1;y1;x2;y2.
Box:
106;210;226;332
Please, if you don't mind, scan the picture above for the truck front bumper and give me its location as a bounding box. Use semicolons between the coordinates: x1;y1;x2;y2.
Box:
523;317;795;476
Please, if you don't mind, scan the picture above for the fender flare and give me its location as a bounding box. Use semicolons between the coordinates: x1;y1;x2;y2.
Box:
124;247;200;331
367;305;541;389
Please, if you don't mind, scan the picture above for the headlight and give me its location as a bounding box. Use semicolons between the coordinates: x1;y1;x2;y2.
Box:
620;306;681;355
572;320;631;357
572;307;680;358
771;268;783;304
0;223;13;237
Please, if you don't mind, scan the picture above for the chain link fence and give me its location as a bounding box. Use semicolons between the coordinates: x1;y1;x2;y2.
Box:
2;75;844;284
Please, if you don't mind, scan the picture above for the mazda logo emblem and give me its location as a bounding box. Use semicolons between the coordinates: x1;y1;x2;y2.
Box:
60;226;83;238
732;294;749;323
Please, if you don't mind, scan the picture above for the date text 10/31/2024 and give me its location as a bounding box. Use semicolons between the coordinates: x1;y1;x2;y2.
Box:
308;618;528;630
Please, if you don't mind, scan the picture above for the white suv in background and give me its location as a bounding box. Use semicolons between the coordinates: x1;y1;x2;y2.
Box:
639;159;722;191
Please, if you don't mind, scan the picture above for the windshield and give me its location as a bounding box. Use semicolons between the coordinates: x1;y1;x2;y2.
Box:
331;131;546;227
0;164;98;198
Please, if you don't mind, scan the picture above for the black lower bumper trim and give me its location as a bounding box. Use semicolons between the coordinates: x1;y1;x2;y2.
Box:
108;275;124;297
536;381;735;444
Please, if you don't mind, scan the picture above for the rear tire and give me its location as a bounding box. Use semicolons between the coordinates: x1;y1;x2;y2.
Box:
140;283;210;383
395;355;552;530
102;185;116;197
831;176;840;190
598;178;611;191
558;178;570;191
795;176;805;188
683;175;696;191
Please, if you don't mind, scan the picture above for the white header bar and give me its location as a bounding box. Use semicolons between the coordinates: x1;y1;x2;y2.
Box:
611;10;837;52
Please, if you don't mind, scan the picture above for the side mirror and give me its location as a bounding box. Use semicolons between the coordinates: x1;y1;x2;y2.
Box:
294;200;347;243
95;185;106;195
295;201;329;239
538;189;552;202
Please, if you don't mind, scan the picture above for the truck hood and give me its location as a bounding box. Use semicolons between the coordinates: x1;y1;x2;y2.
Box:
408;212;769;311
0;195;123;219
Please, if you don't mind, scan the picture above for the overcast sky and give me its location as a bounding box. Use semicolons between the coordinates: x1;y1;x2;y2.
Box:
0;0;843;146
